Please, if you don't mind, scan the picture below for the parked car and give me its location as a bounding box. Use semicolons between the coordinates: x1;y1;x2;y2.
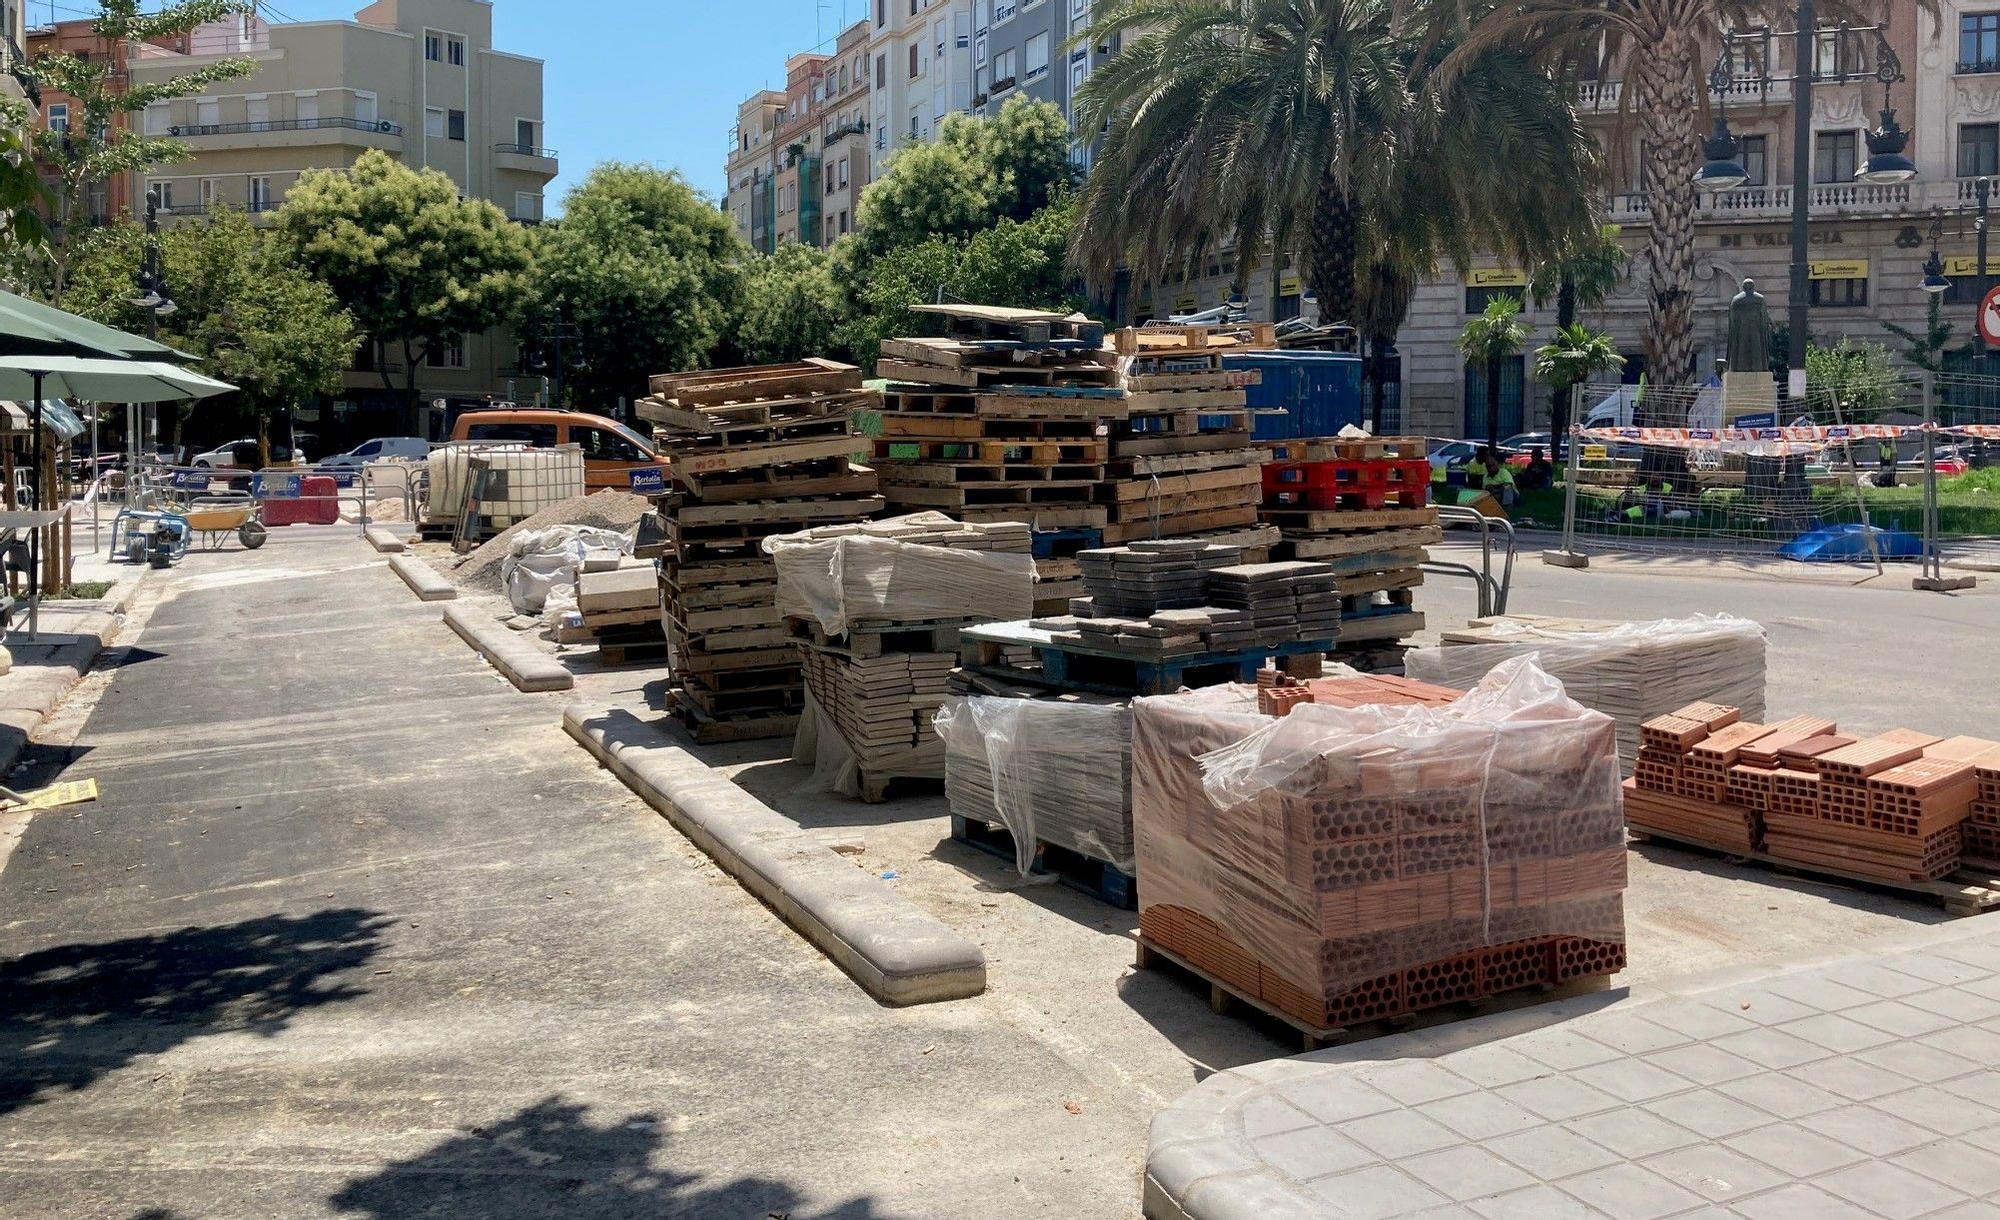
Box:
322;436;432;468
1426;437;1524;473
191;439;305;468
448;409;663;490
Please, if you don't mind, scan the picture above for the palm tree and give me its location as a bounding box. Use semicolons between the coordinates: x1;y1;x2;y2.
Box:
1533;322;1625;449
1530;223;1628;332
1458;295;1529;447
1431;1;1936;393
1071;0;1600;357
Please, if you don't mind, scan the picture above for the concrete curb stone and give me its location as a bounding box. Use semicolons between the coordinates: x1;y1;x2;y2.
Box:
0;607;122;777
563;701;986;1006
389;554;457;601
364;526;409;553
442;604;570;691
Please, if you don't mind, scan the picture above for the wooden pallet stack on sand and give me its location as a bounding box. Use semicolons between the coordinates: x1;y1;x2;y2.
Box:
637;359;884;742
1101;324;1275;548
1255;435;1437;672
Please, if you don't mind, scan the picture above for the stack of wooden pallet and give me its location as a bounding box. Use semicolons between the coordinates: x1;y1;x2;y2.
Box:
772;514;1035;801
637;359;883;742
569;563;666;665
1100;324;1274;547
1625;700;2000;885
1259;436;1436;671
1130;670;1627;1044
1408;613;1768;771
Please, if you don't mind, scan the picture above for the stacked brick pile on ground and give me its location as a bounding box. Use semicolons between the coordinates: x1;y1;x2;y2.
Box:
768;513;1034;802
1969;754;2000;870
1130;661;1627;1036
1624;701;2000;884
870;304;1122;618
1100;324;1278;552
1259;435;1436;671
636;359;883;743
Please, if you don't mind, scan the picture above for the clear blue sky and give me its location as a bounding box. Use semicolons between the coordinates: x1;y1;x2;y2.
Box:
50;0;870;207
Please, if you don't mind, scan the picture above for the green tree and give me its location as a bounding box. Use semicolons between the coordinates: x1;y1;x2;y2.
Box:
1532;322;1625;448
268;150;532;427
837;200;1082;367
1884;294;1955;378
855;95;1074;258
532;163;743;406
1530;224;1628;331
736;242;846;365
29;0;256;300
0;99;51;287
1458;295;1529;448
1072;0;1597;413
1437;0;1938;390
1805;338;1899;417
63;207;358;454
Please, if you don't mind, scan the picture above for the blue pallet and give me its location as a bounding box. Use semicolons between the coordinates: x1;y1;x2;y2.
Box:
1341;603;1421;624
950;814;1136;909
1031;527;1103;559
1034;637;1338;695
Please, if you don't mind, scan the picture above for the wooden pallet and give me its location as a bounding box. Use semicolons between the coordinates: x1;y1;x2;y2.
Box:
875;461;1104;486
666;695;800;744
1268;436;1427;462
1627;824;2000;916
877;407;1103;437
598;637;670;668
1131;932;1614;1053
951;814;1136;908
874;437;1107;465
1113;322;1276;357
960;623;1333;696
784;616;969;658
877;359;1118;389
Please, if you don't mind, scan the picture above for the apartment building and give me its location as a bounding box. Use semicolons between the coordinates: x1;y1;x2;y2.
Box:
821;21;874;244
969;0;1115;167
727;90;786;253
123;0;556;437
1141;5;2000;439
867;0;974;160
0;0;28;105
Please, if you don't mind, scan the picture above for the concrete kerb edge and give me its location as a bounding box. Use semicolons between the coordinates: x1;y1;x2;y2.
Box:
0;595;130;777
389;554;457;601
561;701;986;1007
364;525;409;553
441;604;570;691
1142;909;2000;1220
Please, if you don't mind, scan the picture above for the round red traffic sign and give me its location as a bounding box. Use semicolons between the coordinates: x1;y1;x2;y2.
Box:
1981;284;2000;347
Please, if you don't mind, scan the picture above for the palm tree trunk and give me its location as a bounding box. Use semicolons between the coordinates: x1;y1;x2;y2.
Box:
1551;378;1573;459
1486;358;1502;449
1557;277;1578;330
1307;167;1357;328
1633;24;1703;407
1370;335;1390;433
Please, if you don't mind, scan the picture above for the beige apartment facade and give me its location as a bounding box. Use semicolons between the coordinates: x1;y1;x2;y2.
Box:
727;90;785;253
729;21;873;253
129;0;557;440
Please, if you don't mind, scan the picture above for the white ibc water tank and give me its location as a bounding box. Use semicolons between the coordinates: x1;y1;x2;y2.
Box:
424;444;585;526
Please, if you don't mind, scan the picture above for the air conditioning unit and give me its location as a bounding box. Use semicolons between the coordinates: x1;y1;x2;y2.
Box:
378;120;394;133
168;125;181;136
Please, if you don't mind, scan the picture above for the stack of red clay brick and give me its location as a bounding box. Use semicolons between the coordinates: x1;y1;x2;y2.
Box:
1626;701;2000;883
1971;761;2000;872
1253;670;1462;718
1133;669;1627;1033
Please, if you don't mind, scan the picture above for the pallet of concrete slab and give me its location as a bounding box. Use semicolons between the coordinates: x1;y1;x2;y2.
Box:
799;645;955;800
574;563;667;665
1405;614;1767;773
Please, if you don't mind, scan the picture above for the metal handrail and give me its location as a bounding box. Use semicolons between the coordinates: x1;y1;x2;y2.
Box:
494;142;557;158
1427;505;1519;617
175;116;403;137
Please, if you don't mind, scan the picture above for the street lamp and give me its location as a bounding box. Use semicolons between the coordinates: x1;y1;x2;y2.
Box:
1921;210;1951;295
1708;11;1907;388
1693;116;1749;191
128;188;176;486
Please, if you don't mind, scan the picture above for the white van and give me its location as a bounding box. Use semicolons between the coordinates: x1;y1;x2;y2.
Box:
323;437;432;468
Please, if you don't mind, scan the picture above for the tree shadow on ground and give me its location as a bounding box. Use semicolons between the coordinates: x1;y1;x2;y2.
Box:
0;907;390;1117
328;1094;888;1220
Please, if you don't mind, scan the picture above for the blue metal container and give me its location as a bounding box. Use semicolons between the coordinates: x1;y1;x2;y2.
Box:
1221;350;1366;441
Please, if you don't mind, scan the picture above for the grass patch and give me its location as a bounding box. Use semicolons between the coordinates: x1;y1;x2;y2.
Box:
53;580;114;600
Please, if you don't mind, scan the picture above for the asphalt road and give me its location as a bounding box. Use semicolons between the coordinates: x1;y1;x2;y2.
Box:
4;528;1997;1219
0;532;1145;1219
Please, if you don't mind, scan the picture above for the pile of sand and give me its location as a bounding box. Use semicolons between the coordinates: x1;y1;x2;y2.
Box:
448;488;650;590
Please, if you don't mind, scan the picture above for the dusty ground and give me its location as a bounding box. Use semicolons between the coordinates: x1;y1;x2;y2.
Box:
2;526;1995;1218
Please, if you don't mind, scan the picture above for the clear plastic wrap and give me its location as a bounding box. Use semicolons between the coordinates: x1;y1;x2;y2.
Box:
935;695;1135;874
1404;613;1766;772
1131;657;1625;1002
764;513;1036;635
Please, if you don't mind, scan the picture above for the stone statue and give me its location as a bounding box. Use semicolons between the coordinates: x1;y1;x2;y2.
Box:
1726;278;1772;374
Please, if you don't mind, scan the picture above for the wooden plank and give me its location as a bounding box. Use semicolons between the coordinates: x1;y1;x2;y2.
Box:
1282;526;1445;558
678;467;879;503
1119;389;1252;413
1100;504;1261;544
1259;506;1441;531
670;434;860;477
648;358;859;402
675;495;886;527
1124;369;1260;392
1100;465;1262;501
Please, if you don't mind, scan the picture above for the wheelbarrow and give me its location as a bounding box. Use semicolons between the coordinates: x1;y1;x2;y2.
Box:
182;492;269;551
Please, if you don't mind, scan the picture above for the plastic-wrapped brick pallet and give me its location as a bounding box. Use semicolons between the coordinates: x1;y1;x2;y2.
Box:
765;512;1036;635
1132;658;1627;1029
1405;613;1766;774
935;695;1134;875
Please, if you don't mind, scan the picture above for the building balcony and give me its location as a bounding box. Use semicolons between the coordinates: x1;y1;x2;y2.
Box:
172;115;404;151
1959;58;2000;75
1603;178;1958;222
824;118;868;143
1577;76;1792;113
493;142;558;176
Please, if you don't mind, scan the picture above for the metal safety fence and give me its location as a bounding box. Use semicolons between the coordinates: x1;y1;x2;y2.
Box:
85;458;426;562
1551;374;1998;585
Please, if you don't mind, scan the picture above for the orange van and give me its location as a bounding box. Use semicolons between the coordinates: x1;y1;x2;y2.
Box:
449;409;664;491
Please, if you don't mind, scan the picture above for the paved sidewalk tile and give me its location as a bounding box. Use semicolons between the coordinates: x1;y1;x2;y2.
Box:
1146;921;2000;1220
